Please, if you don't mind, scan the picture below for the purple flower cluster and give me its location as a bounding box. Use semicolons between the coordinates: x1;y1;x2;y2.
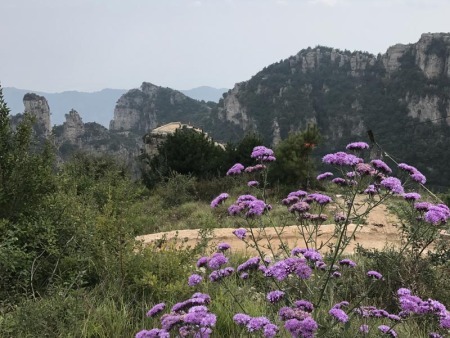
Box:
237;256;261;273
294;300;314;312
245;164;266;173
424;204;450;225
289;201;310;214
380;177;404;195
322;152;363;166
284;317;318;338
403;192;421;201
138;293;215;338
308;193;333;205
339;259;356;267
232;228;247;239
371;159;392;174
146;303;166;318
209;267;234;282
398;163;427;184
247;180;259;187
332;177;348;186
264;257;312;281
188;274;203;286
346;141;370;150
329;308;349;323
378;325;398;337
317;172;333;180
226;163;245;176
364;184;379;195
266;290;285;303
210;193;229;208
251;146;276;162
217;242;231;251
356;162;376;176
227;194;269;218
367;270;383;280
207;253;228;270
233;314;278;338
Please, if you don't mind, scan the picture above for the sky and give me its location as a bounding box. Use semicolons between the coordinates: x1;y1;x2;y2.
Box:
1;0;449;93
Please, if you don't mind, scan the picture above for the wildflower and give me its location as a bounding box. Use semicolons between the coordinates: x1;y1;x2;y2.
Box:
207;253;228;270
302;248;322;262
246;199;267;217
398;163;417;174
237;257;261;272
332;177;347;185
247;180;259;187
245;164;266;173
217;242;231;251
267;290;285;303
247;316;271;332
196;256;208;268
295;263;313;279
188;274;203;286
226;163;245;176
282;196;300;206
397;288;412;296
323;152;362;166
146;303;166;317
371;159;392;174
364;184;378;195
332;301;349;310
378;325;398;337
414;202;431;212
263;323;279;338
411;171;426;184
194;328;212;338
333;271;342;278
136;329;170;338
233;313;251;325
232;228;247;239
380;177;404;194
284;317;318;338
317;172;333;180
251;146;276;162
429;333;443;338
288;190;308;198
424;204;450;224
403;192;421;201
367;270;383;280
307;193;332;205
329;308;349;322
239;272;249;279
356;162;375;175
339;259;356;267
359;324;369;334
334;212;346;222
295;300;314;312
289;201;310;213
440;315;450;329
228;204;243;215
161;314;184;331
210;193;229;208
346;142;369;150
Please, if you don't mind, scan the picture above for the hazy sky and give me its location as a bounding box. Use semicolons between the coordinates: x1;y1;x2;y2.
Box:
1;0;449;92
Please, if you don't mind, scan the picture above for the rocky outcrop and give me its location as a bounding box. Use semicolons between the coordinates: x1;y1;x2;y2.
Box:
218;84;253;129
62;109;85;143
23;93;51;136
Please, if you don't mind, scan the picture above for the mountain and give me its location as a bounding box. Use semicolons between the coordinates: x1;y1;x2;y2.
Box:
3;87;127;127
215;33;450;190
180;86;228;102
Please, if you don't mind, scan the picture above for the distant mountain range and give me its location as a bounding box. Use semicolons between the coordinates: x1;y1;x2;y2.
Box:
2;86;228;127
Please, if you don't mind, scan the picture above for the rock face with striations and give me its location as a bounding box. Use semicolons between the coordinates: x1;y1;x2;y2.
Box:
62;109;85;143
23;93;51;136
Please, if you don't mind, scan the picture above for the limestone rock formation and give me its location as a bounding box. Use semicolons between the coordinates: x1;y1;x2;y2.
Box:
62;109;85;143
23;93;51;136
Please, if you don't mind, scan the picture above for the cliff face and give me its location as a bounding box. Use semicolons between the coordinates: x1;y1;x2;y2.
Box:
23;93;52;136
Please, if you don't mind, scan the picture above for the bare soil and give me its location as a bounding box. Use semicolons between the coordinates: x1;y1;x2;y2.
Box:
136;196;407;255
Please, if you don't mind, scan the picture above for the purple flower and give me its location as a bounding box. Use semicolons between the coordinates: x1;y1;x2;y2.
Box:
429;333;444;338
346;142;369;150
267;290;285;303
284;317;318;338
378;325;398;337
292;300;313;313
247;316;271;332
398;163;417;174
237;257;261;272
329;308;349;322
440;315;450;329
136;329;170;338
288;190;308;198
367;270;383;280
232;228;247;240
207;253;228;270
289;201;311;213
332;177;347;185
364;184;378;195
196;256;208;268
359;324;369;333
188;274;203;286
323;152;363;166
317;172;334;180
226;163;245;176
371;159;392;174
245;164;266;173
233;313;251;325
302;249;322;262
403;192;421;201
251;146;275;162
228;204;243;216
356;162;375;175
333;301;350;309
307;193;332;205
210;193;229;208
146;303;166;317
332;271;342;278
239;272;249;279
414;202;431;212
217;242;231;251
339;259;356;267
194;328;212;338
161;314;183;330
380;177;404;194
246;199;267;217
334;212;346;222
282;196;300;206
247;180;259;187
411;171;426;184
263;323;278;338
397;288;412;296
424;204;450;224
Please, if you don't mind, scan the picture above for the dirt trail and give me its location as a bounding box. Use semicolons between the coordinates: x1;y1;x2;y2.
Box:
136;196;405;255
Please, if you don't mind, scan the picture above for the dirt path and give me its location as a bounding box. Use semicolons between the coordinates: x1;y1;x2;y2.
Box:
136;196;405;255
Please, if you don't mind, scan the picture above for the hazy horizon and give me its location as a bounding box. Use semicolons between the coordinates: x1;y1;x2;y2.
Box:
1;0;449;92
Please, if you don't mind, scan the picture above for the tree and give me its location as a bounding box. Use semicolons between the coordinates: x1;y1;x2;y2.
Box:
269;124;321;189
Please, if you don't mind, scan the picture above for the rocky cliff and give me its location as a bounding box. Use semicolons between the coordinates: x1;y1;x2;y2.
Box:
23;93;52;136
